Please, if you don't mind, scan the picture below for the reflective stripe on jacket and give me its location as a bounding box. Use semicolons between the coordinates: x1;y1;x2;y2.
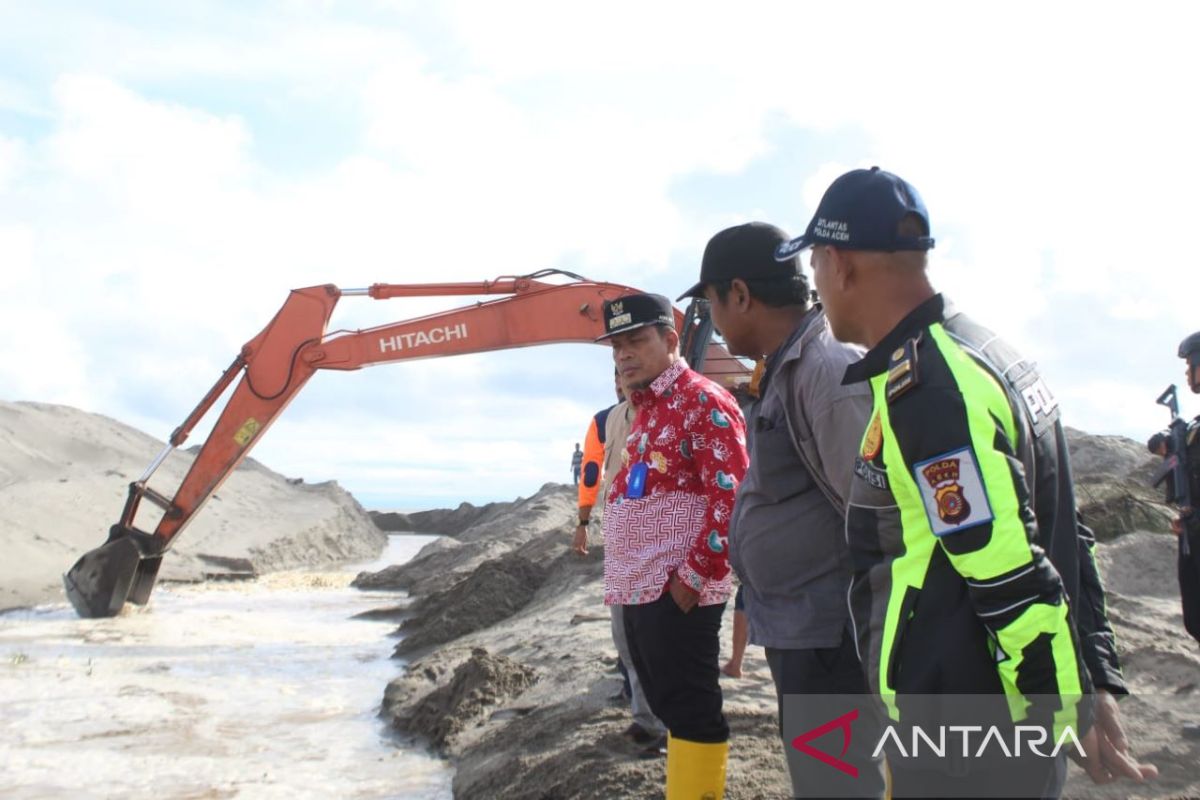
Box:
843;294;1101;735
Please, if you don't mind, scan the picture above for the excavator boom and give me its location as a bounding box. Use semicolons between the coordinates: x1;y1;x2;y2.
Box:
64;272;748;618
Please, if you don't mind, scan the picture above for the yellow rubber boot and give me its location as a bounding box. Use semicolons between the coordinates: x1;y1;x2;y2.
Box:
665;732;729;800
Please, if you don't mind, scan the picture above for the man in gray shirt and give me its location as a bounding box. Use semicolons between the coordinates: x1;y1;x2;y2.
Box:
679;222;885;798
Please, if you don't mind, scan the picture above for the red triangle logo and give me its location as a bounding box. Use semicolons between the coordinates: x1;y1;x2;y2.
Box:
790;708;859;778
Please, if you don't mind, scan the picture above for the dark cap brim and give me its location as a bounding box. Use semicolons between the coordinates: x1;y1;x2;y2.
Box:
774;236;812;262
675;281;705;303
594;319;666;343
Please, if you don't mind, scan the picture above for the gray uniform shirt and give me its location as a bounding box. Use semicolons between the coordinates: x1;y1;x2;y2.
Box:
728;308;872;650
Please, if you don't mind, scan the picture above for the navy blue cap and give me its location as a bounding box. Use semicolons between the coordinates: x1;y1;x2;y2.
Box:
597;293;675;341
774;167;935;261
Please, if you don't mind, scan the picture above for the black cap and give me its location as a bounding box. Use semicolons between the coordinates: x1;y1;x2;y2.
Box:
1180;331;1200;365
678;222;802;301
596;293;675;341
775;166;935;261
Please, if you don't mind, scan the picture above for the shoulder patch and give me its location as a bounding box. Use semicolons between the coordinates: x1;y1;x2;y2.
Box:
886;335;921;404
1013;371;1060;437
913;447;994;536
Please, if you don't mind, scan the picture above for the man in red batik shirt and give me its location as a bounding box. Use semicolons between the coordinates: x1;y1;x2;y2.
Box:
598;292;749;800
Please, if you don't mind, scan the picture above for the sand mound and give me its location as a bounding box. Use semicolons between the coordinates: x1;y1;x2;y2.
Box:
388;647;537;751
1065;428;1175;540
371;498;518;536
0;400;386;610
353;538;507;595
394;553;550;657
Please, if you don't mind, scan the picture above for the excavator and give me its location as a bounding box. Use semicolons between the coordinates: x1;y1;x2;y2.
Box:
63;270;750;618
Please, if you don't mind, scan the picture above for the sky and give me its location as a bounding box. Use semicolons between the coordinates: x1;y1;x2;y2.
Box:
1;1;1197;510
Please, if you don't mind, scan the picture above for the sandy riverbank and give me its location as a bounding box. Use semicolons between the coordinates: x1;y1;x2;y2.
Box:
364;475;1200;799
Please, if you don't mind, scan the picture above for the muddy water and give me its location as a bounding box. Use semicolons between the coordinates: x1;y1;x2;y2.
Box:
0;535;452;799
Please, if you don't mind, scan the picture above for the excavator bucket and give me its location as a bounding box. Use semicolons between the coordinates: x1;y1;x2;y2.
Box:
127;555;163;606
63;536;143;618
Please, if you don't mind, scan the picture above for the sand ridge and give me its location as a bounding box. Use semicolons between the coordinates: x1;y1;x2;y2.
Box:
0;400;387;611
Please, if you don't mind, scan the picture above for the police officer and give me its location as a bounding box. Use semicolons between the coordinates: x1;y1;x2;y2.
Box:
1169;332;1200;743
778;167;1157;795
1173;332;1200;646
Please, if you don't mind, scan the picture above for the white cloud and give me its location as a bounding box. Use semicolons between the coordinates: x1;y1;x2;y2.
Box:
0;223;94;405
48;75;252;192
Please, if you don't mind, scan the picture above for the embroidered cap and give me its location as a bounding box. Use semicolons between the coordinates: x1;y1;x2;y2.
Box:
774;166;935;260
597;293;675;341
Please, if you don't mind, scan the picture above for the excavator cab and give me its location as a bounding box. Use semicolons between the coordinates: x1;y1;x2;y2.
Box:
64;273;749;618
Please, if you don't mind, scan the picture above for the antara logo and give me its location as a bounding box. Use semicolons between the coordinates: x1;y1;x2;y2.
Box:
379;324;468;354
871;724;1085;760
791;709;859;777
790;709;1085;776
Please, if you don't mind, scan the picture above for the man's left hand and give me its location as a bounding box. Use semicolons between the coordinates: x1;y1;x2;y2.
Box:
668;573;699;613
1074;689;1158;784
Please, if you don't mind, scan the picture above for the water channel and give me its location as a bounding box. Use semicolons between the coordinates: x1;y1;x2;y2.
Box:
0;534;453;799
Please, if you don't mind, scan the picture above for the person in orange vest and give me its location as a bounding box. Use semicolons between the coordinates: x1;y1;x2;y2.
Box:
576;415;609;534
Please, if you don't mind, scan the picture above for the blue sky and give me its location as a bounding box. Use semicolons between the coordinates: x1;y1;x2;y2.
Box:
1;1;1197;509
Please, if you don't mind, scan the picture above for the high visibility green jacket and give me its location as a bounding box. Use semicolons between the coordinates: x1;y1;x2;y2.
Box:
842;295;1122;733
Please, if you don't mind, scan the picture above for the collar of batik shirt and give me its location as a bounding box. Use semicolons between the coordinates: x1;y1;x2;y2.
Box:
630;358;689;407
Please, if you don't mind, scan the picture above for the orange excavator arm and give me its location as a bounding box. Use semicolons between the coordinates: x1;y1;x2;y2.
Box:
63;271;748;618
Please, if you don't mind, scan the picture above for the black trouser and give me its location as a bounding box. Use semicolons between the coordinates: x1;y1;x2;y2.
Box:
767;628;887;799
889;754;1065;799
1181;529;1200;646
623;594;728;743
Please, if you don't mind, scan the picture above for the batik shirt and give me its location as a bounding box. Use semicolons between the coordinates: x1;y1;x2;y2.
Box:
602;358;749;606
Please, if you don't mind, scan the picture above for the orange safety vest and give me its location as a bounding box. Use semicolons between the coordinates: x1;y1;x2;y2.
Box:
577;405;613;510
